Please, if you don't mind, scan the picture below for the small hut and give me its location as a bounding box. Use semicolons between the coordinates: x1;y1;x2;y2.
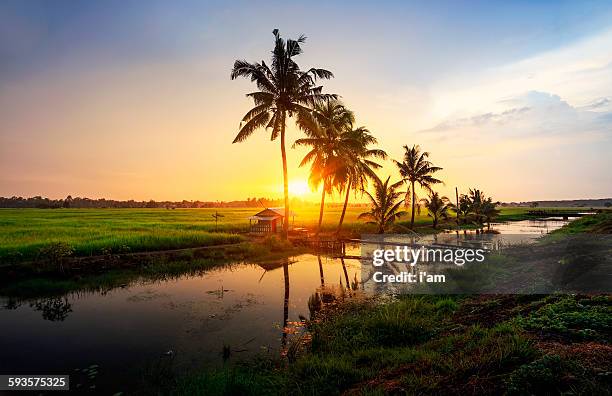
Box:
249;207;294;234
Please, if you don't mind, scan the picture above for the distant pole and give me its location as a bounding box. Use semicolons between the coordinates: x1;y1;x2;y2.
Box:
455;187;459;231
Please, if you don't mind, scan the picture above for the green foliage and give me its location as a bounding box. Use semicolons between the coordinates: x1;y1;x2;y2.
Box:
38;242;74;262
504;354;609;396
434;297;459;313
516;295;611;341
553;212;612;234
261;234;294;252
173;362;287;396
290;355;363;395
172;294;612;395
310;297;441;354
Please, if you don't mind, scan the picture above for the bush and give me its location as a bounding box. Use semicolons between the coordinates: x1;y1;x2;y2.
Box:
506;355;571;395
517;295;611;341
37;242;74;272
261;235;293;252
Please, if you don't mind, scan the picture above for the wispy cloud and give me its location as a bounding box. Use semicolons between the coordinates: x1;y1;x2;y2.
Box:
419;91;611;144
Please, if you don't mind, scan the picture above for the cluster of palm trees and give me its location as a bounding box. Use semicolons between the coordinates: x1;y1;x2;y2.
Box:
454;189;501;229
358;144;444;232
293;100;387;235
231;30;499;237
231;29;386;238
231;29;336;239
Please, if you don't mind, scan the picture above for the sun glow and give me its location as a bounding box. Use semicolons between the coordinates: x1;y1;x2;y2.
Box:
289;180;310;197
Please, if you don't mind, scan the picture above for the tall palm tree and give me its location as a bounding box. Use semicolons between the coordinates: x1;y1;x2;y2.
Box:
358;176;406;234
231;29;335;239
335;127;387;236
394;145;443;229
294;100;354;234
420;192;452;229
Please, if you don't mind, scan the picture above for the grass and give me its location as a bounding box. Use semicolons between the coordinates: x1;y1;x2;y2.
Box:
0;206;443;262
552;212;612;234
0;206;566;263
0;208;253;262
172;294;611;395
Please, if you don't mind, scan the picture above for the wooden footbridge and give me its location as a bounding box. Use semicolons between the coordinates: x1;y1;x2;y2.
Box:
526;210;594;219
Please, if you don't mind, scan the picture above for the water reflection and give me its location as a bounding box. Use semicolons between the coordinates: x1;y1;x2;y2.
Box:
30;297;73;321
0;218;572;392
282;260;290;348
0;254;366;393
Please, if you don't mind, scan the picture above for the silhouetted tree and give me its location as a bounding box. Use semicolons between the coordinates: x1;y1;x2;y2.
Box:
231;29;335;239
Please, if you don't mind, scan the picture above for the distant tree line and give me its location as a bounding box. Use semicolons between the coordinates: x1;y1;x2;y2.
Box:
0;196;298;209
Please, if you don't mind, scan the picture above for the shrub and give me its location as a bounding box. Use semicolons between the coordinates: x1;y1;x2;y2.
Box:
37;242;74;272
505;355;570;395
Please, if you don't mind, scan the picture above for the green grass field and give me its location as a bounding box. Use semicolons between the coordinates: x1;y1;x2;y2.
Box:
173;294;611;395
0;206;575;262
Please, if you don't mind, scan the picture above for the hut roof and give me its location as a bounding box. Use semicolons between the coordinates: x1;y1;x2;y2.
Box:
249;207;295;220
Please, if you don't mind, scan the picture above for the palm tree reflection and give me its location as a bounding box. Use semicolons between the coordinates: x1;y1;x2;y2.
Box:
281;260;290;348
318;256;325;287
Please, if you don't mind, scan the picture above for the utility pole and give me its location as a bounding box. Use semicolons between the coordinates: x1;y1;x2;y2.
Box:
455;187;460;231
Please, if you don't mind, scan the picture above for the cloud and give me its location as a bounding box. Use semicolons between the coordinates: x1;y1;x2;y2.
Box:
422;106;531;133
419;91;611;146
580;97;611;111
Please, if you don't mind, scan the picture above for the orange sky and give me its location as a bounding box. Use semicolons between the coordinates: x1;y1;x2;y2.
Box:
1;2;611;202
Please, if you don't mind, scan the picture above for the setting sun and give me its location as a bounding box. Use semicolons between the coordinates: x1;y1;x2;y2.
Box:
289;180;310;197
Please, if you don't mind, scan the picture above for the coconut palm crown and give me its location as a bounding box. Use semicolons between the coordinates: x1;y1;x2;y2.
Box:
420;192;452;229
231;29;336;238
394;145;443;229
358;176;406;234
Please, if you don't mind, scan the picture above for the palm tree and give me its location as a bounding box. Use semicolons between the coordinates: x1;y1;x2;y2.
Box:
465;189;499;228
294;100;355;234
394;145;443;229
451;194;471;225
358;176;406;234
231;29;335;239
467;188;485;224
481;199;500;229
335;127;387;236
420;192;452;229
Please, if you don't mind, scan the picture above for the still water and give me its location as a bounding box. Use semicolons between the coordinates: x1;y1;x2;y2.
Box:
0;256;360;393
0;218;570;393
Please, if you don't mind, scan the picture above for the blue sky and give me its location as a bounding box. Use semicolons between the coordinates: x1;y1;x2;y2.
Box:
1;1;611;201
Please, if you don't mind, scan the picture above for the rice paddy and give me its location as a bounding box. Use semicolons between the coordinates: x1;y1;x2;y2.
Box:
0;206;583;262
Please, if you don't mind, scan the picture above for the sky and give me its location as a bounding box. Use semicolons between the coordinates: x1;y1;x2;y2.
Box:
1;0;611;202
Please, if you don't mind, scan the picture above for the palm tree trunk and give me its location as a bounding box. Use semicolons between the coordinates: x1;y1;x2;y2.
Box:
280;119;289;240
316;179;326;236
335;180;351;236
410;181;416;229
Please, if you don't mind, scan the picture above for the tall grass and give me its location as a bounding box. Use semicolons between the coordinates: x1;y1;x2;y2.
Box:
0;208;249;261
0;206;541;261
